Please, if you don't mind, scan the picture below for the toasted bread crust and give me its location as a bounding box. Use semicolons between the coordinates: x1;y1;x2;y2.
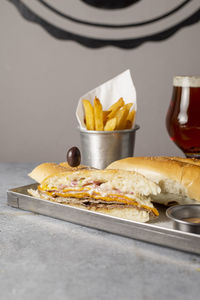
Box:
28;163;68;184
107;156;200;202
28;162;90;183
59;162;91;170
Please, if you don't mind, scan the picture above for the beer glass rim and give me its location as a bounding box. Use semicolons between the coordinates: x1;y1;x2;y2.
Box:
173;76;200;87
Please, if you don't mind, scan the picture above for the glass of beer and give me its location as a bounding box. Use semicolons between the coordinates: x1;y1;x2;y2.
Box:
166;76;200;158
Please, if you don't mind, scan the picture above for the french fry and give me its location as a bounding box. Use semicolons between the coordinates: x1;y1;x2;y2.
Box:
125;103;133;111
94;97;104;131
82;99;95;130
125;109;136;129
125;120;133;129
108;97;124;112
115;106;127;130
107;97;124;120
104;117;117;131
118;103;133;129
103;111;110;126
127;109;135;122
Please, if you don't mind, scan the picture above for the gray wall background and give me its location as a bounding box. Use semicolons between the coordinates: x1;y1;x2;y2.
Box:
1;1;200;162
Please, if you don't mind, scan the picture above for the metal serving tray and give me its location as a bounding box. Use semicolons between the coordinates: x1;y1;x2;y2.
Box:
7;184;200;255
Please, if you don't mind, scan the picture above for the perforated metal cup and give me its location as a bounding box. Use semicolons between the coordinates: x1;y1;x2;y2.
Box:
79;125;140;169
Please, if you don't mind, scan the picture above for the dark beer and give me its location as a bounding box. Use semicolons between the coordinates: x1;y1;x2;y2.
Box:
166;76;200;158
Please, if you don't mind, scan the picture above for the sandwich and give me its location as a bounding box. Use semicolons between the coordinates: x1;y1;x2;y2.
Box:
28;164;161;223
107;156;200;206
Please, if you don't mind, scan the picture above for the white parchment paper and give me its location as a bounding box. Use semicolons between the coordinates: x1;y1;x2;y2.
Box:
76;69;137;129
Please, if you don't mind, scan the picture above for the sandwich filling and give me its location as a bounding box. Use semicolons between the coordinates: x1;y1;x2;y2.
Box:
37;173;159;217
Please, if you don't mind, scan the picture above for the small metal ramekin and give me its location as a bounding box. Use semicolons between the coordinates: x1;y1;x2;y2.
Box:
79;125;140;169
166;204;200;234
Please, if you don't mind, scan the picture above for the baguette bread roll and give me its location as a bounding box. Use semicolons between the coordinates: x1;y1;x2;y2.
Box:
107;156;200;205
164;156;200;167
28;162;90;183
59;162;91;169
28;168;161;222
28;163;68;184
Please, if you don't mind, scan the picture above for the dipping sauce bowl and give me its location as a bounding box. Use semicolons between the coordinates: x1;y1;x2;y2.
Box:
166;204;200;234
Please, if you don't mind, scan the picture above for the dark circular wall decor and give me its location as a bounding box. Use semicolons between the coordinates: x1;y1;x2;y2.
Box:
7;0;200;49
80;0;140;9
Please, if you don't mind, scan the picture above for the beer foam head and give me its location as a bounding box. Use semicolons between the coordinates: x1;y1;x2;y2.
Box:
173;76;200;87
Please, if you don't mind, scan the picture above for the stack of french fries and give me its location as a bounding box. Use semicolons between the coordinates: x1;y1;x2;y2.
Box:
82;97;135;131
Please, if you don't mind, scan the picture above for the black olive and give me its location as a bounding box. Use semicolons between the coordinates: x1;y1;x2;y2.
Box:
67;147;81;167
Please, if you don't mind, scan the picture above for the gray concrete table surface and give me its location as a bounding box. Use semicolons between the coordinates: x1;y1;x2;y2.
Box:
1;163;200;300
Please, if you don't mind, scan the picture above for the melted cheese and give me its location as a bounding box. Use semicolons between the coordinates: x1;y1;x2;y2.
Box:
38;185;159;216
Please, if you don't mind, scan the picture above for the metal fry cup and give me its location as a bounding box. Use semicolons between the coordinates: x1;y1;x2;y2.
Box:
79;125;140;169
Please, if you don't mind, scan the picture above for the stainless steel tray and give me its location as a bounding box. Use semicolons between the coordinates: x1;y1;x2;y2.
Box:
7;184;200;255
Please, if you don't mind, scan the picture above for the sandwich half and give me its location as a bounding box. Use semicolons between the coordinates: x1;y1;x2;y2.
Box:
107;156;200;206
28;167;160;223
